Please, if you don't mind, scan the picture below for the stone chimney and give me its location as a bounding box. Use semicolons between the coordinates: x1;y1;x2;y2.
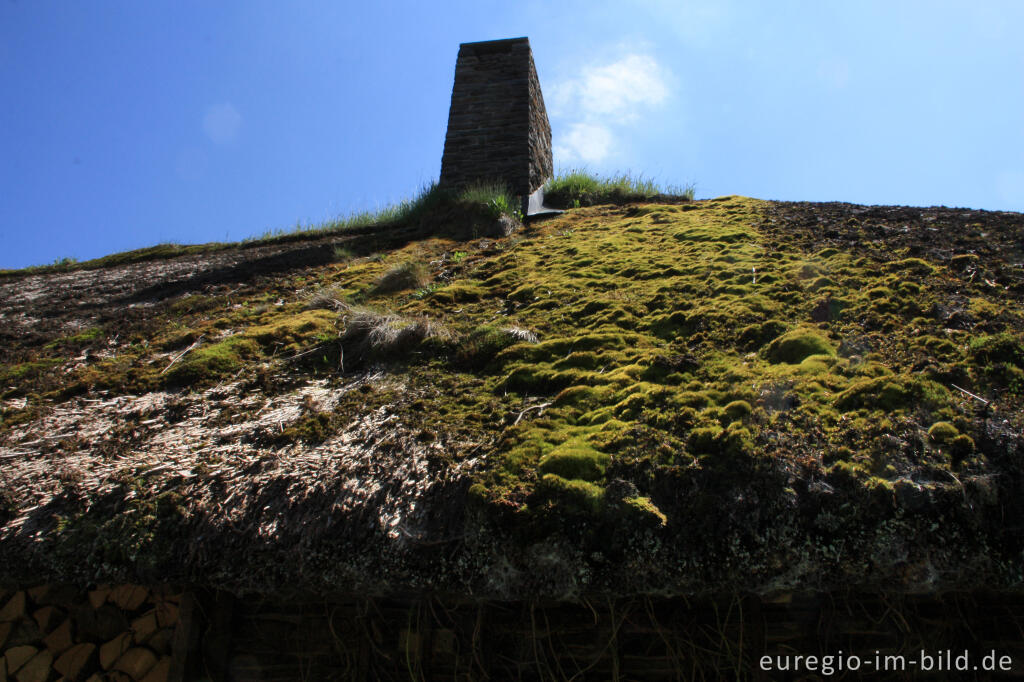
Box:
439;37;553;215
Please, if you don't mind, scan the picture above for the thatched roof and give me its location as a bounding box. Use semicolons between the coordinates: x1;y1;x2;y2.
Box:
2;197;1024;598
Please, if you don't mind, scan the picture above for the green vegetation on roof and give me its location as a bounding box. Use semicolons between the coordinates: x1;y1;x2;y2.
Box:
544;169;695;208
3;190;1024;595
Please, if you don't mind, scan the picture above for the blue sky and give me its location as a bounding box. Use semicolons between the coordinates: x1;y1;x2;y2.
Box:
2;1;1023;269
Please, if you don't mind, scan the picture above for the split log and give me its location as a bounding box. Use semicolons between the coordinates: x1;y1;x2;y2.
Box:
148;587;180;604
75;604;128;641
12;650;51;682
24;587;48;605
3;647;36;676
99;633;132;670
32;606;63;633
0;622;10;648
5;620;41;648
87;587;111;610
109;586;149;612
43;619;73;654
131;610;159;644
53;642;97;679
0;593;26;622
140;657;171;682
146;629;174;656
113;648;157;680
155;602;178;629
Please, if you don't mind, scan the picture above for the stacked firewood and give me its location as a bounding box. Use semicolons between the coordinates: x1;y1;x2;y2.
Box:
0;584;180;682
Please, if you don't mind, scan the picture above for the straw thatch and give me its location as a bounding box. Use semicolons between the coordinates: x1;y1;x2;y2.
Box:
2;198;1024;604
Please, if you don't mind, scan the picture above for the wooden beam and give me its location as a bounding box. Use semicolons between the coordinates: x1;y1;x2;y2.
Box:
168;593;200;682
200;591;235;682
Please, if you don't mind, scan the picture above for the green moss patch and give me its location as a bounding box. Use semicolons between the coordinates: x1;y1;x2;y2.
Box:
538;440;610;482
537;474;605;515
927;421;959;444
9;190;1023;583
0;358;65;383
372;261;430;294
764;328;836;364
165;335;261;385
429;280;488;304
835;375;950;413
246;309;338;352
969;332;1024;367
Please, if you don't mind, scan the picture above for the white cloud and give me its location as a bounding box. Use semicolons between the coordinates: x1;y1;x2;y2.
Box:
550;53;670;164
580;55;668;118
553;54;668;121
554;123;614;164
203;103;241;144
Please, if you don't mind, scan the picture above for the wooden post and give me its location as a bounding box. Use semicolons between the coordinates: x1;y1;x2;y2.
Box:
168;592;200;682
200;591;235;682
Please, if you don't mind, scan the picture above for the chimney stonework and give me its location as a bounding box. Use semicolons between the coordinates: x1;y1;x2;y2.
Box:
439;37;553;212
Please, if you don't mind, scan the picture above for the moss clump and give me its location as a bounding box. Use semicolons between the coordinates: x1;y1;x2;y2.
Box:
827;460;869;487
246;309;337;352
429;280;487;304
718;424;754;460
165;336;260;385
686;425;723;456
0;358;64;383
799;354;838;375
807;276;836;291
552;385;614;412
764;328;836;364
723;400;752;423
275;411;339;444
538;440;610;482
622;496;667;527
372;261;430;294
835;375;950;413
967;333;1024;395
969;333;1024;367
156;328;201;351
45;327;103;349
885;257;937;276
737;321;789;351
459;325;537;368
538;474;605;514
927;421;959;444
950;253;979;270
950;434;975;460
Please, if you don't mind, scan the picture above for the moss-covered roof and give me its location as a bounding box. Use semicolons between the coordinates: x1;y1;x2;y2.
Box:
2;197;1024;598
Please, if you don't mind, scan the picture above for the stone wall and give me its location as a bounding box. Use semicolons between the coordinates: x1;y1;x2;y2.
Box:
439;37;553;210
